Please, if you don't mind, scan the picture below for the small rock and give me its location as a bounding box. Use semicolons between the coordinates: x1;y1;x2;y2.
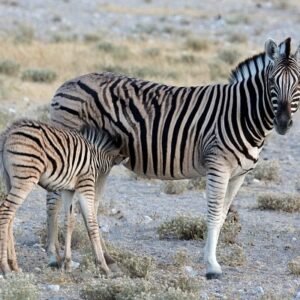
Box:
143;215;153;224
71;260;80;269
184;266;198;278
8;108;16;114
23;96;30;102
0;275;3;280
34;267;41;272
100;224;110;233
32;243;42;249
253;178;260;184
292;237;297;242
111;208;118;215
254;286;264;295
47;284;60;292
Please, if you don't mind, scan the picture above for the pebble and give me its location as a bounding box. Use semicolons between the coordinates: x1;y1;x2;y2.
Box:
143;215;153;224
71;260;80;269
47;284;60;292
184;266;198;278
254;286;264;295
100;224;110;233
8;108;16;114
111;208;118;215
294;291;300;299
253;178;260;183
292;237;297;242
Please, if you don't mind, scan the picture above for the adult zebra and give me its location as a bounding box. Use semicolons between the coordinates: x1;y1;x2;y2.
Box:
46;38;300;279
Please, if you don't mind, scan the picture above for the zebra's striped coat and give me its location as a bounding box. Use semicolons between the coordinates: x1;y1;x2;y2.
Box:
0;119;125;275
47;38;300;278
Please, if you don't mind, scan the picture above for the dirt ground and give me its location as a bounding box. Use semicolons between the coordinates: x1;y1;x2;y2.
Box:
0;0;300;299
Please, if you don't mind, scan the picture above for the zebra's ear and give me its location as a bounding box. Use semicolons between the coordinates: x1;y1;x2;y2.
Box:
265;38;278;62
114;155;129;166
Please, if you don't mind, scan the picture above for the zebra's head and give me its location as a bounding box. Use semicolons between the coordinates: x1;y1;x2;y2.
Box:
265;37;300;135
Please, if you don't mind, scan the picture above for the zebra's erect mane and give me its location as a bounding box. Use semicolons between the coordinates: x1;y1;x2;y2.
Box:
229;52;267;84
80;125;121;152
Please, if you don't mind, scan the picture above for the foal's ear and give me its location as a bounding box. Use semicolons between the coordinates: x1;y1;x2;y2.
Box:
265;38;278;63
114;155;129;166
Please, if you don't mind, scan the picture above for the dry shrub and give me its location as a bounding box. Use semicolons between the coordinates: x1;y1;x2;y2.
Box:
80;273;199;300
185;37;210;51
157;216;206;240
0;273;39;300
162;180;189;195
172;250;189;267
0;181;7;202
0;60;20;76
158;212;241;244
257;193;300;213
21;68;57;83
218;49;241;65
251;160;280;181
288;256;300;275
218;243;246;267
187;177;206;191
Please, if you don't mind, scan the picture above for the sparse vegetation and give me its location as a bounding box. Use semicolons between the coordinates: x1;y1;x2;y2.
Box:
21;68;57;83
172;249;189;267
185;37;210;51
0;60;20;76
158;211;241;244
97;42;131;59
228;32;248;44
257;192;300;212
251;160;280;182
218;243;246;267
0;273;39;300
288;256;300;275
218;49;241;65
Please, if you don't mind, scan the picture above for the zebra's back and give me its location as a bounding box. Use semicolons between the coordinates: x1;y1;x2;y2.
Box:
51;72;221;179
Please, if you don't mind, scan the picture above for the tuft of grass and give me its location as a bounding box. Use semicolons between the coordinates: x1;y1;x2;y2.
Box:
0;273;39;300
21;69;57;83
14;23;35;44
0;60;20;76
251;160;280;182
80;274;199;300
187;177;206;191
185;37;210;51
172;250;189;267
218;243;246;267
228;32;248;44
0;181;7;203
209;61;229;81
143;48;161;57
257;192;300;212
96;42;131;59
0;111;12;130
218;49;241;65
162;180;189;195
158;212;241;244
157;216;206;240
288;256;300;275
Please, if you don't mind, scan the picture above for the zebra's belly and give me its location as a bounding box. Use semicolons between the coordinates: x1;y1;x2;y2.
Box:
39;172;77;191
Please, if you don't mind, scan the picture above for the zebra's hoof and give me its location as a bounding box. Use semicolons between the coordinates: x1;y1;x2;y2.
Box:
206;272;222;280
47;261;61;269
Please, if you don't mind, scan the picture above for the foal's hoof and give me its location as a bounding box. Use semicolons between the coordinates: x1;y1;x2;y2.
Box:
206;272;222;280
47;261;61;269
8;259;19;272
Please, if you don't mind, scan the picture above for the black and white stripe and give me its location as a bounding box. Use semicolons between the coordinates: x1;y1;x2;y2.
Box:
47;38;300;278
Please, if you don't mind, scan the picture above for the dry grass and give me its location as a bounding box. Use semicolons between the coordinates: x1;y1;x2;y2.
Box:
257;192;300;212
251;160;280;182
218;244;246;267
0;273;39;300
0;60;20;76
157;211;241;244
288;256;300;275
21;68;57;83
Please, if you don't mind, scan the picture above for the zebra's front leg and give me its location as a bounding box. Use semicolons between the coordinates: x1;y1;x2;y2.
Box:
61;191;76;272
46;191;62;268
204;170;230;279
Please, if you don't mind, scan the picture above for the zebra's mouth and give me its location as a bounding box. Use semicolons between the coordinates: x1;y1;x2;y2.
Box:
274;117;293;135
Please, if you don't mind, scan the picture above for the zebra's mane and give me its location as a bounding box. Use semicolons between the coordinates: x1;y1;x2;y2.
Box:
80;125;121;152
229;52;268;84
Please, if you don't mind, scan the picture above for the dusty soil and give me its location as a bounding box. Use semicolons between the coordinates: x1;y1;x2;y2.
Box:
0;0;300;299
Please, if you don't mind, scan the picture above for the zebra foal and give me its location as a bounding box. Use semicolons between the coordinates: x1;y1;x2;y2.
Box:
47;38;300;279
0;119;126;275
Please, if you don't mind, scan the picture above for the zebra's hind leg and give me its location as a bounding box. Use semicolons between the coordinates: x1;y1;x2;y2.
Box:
204;170;230;280
95;174;119;272
61;191;76;272
7;219;19;271
0;183;36;275
78;190;110;275
46;191;62;268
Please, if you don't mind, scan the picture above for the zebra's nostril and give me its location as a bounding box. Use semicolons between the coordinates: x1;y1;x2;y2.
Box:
288;119;293;128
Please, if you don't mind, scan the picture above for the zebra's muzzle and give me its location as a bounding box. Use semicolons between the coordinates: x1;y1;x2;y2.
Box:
274;115;293;135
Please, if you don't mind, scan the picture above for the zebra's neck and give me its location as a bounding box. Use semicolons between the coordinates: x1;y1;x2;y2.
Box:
230;52;274;144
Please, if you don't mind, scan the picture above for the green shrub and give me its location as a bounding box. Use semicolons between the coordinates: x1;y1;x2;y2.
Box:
21;69;57;83
0;60;20;76
97;42;131;59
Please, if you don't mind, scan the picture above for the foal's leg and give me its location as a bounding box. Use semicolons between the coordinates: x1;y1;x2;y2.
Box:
0;180;37;275
78;188;110;275
46;191;62;267
7;219;18;271
94;174;117;267
61;190;75;272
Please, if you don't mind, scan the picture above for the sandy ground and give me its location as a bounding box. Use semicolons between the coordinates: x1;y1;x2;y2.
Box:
0;0;300;299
